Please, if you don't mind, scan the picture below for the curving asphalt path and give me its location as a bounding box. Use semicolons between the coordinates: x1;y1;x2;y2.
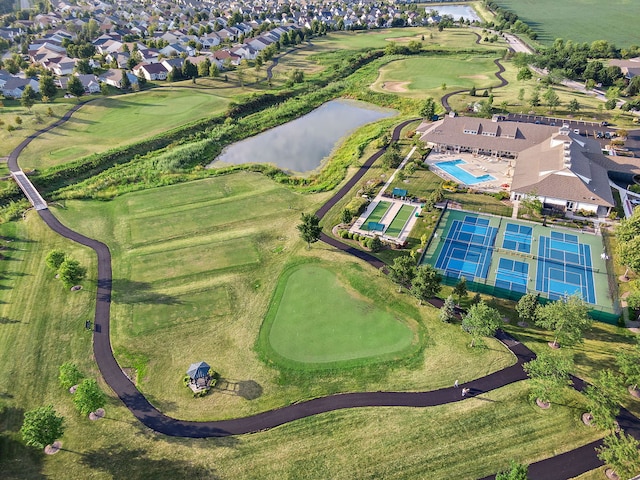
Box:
7;91;640;478
440;32;509;113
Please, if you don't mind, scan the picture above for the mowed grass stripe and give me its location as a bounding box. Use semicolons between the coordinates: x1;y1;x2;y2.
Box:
268;265;415;364
19;89;230;170
130;237;259;283
128;187;302;246
385;204;415;237
127;286;232;336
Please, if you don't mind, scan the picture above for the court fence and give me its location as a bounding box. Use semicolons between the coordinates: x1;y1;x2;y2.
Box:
439;275;621;325
417;200;449;266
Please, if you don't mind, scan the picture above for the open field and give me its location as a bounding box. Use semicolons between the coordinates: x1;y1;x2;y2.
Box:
371;54;500;98
0;206;618;480
18;89;230;170
492;0;640;47
262;264;417;365
0;101;73;158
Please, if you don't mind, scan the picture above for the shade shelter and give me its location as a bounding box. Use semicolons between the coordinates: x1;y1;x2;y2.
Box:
186;361;210;380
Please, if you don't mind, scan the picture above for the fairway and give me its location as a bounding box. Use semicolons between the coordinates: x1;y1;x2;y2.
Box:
493;0;640;46
372;55;499;97
266;265;415;364
18;89;230;170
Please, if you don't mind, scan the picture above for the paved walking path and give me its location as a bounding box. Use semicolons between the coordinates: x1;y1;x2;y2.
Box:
7;102;640;479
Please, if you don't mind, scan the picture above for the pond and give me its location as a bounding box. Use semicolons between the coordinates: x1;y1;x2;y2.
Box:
208;99;396;174
427;5;481;22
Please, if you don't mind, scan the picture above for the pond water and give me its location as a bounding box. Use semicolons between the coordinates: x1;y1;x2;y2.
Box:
209;99;396;174
427;5;481;22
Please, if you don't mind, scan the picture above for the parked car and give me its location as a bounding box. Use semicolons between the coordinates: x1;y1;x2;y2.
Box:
604;132;612;139
596;131;604;138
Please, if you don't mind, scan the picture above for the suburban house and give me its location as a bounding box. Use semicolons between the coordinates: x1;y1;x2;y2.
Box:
98;68;138;88
609;57;640;80
133;62;168;80
57;73;101;93
418;115;640;216
2;76;40;98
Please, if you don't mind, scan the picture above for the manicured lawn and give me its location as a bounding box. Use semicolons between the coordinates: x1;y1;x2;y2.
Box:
371;55;500;98
18;89;230;170
493;0;640;47
264;264;416;364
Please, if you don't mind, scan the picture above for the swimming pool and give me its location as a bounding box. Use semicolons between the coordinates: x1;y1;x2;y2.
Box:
435;159;495;185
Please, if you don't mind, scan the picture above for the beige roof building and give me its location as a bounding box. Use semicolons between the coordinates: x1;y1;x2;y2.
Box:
418;116;640;216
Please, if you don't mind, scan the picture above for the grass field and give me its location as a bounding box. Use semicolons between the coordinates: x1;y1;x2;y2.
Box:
0;168;635;479
371;54;501;98
17;89;230;170
263;264;417;365
492;0;640;47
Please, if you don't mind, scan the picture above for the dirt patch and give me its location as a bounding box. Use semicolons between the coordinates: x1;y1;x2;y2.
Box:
383;81;410;93
460;75;489;80
385;35;422;43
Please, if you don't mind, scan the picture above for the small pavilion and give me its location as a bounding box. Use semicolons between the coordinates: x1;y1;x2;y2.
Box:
186;361;212;393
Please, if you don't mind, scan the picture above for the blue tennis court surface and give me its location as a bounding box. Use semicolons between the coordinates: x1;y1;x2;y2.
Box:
502;223;532;253
435;215;497;280
495;258;528;293
536;232;596;303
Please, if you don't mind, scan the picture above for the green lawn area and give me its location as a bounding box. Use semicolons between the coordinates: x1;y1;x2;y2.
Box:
371;54;501;98
263;264;416;365
0;166;634;480
493;0;640;47
18;89;230;170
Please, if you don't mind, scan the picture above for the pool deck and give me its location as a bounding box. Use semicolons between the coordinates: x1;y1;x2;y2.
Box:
425;151;513;193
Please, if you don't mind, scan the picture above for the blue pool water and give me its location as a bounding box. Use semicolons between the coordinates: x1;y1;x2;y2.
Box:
435;159;495;185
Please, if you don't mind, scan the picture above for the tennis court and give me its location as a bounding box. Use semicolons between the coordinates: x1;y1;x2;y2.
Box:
536;231;596;303
385;205;416;237
434;215;497;280
502;223;533;254
495;258;529;293
362;201;391;232
422;209;612;312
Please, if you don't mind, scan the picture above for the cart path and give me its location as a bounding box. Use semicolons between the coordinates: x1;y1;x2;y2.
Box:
8;100;640;479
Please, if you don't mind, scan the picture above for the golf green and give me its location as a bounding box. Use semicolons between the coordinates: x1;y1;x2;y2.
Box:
267;265;415;364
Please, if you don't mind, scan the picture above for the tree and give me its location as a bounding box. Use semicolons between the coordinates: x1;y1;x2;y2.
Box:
290;68;304;84
209;63;220;78
605;98;617;110
15;116;22;126
198;58;211;77
596;432;640;480
616;340;640;393
182;59;197;79
516;293;540;324
528;89;541;108
440;295;456;323
469;85;476;96
543;87;560;111
20;85;36;111
58;361;84;389
58;258;87;288
535;294;591;348
518;88;525;102
453;277;468;303
45;249;66;271
296;213;321;249
73;379;107;416
495;460;529;480
583;369;624;431
67;75;85;97
461;301;502;347
523;351;573;405
516;67;532;82
370;235;383;253
388;255;417;292
419;97;437;119
20;405;65;449
411;264;441;305
615;208;640;275
567;98;580;113
120;70;131;90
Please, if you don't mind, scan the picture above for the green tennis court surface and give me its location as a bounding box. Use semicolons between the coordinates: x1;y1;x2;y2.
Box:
362;201;391;231
385;205;416;237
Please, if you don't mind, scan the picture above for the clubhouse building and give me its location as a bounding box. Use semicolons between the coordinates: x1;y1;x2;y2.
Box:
417;115;640;217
